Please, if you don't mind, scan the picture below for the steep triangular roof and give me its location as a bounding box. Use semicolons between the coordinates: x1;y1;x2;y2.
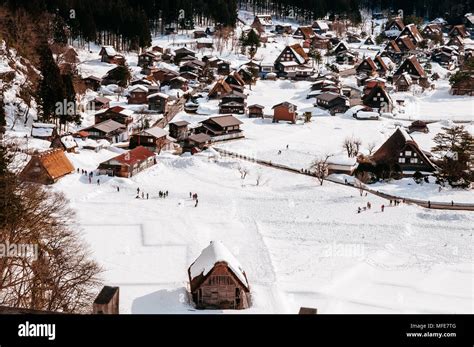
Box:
372;128;436;170
188;241;249;291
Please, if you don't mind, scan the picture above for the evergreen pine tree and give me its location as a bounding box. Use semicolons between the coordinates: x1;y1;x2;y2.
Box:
37;41;65;123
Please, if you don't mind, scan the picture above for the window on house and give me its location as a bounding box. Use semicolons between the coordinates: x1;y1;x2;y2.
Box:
405;151;411;156
410;158;418;164
399;158;405;163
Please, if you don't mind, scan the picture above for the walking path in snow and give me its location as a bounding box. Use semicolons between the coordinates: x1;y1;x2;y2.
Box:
212;147;474;211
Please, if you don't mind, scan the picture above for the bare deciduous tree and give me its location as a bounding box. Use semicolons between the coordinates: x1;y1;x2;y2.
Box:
343;136;362;157
311;154;333;186
367;142;377;155
0;147;101;313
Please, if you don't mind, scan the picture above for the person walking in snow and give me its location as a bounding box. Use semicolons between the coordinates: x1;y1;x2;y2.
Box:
357;207;361;213
97;179;100;186
381;205;384;212
117;186;120;192
189;192;192;198
137;187;140;195
367;202;371;209
166;190;168;197
141;192;144;199
146;193;149;200
278;150;281;155
428;200;431;208
286;144;289;149
195;199;199;207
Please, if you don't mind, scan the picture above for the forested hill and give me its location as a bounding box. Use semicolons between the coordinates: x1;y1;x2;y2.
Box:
0;0;239;51
0;0;472;55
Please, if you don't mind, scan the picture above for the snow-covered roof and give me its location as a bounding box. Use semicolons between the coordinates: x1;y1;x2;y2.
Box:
314;20;329;30
289;46;307;64
102;46;117;56
197;38;213;44
60;135;78;149
355;111;380;119
147;92;169;99
128;85;149;93
141;127;168;138
327;155;357;166
32;127;54;138
189;241;248;288
256;15;273;26
32;123;56;128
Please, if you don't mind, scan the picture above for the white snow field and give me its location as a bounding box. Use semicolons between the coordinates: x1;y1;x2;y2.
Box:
55;151;474;314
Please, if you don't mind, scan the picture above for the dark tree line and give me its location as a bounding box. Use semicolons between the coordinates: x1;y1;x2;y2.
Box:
240;0;473;24
2;0;239;51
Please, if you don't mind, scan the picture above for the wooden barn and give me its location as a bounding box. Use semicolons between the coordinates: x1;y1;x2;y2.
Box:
147;92;169;112
315;92;349;115
197;115;244;140
356;57;378;76
127;85;149;104
217;61;231;75
293;26;316;40
371;128;437;176
82;119;128;143
398;24;424;46
138;51;160;68
208;79;233;99
272;102;297;123
274;44;310;77
95;106;134;125
188;241;251;310
393;55;428;88
224;71;245;87
186;133;211;152
89;96;111;111
129;127;175;153
98;146;156;178
169;121;190;141
20;149;75;185
99;46;125;65
50;134;78;153
83;75;102;91
362;84;393;112
247;104;265;118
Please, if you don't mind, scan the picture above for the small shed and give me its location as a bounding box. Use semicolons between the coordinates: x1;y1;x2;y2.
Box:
272;102;297;123
188;241;251;310
247;104;265;118
93;286;119;314
169;121;190;141
50;134;78;153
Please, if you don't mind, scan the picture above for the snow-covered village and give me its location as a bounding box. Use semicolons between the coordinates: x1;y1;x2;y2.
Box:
0;0;473;322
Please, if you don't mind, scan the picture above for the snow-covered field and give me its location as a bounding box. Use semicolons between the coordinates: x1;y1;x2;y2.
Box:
53;150;474;314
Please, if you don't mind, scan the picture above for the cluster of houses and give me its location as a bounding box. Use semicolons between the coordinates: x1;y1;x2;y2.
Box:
21;12;474;186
